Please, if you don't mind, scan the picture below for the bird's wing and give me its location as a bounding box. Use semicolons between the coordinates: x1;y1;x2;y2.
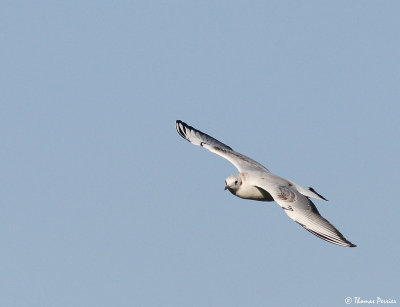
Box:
254;182;356;247
176;120;270;173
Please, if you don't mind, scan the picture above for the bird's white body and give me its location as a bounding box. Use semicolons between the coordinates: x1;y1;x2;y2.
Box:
225;173;271;201
176;120;356;247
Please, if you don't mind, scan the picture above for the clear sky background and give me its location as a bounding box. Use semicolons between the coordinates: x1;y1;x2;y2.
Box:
1;1;399;306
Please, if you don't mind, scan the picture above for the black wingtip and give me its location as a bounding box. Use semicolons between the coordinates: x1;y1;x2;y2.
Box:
297;220;356;248
176;120;188;140
308;187;328;201
176;120;184;130
305;227;356;247
175;119;234;151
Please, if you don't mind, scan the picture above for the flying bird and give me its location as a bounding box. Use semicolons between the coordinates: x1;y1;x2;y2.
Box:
176;120;356;247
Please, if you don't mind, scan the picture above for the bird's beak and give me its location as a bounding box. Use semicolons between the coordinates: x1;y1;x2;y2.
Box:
224;184;229;190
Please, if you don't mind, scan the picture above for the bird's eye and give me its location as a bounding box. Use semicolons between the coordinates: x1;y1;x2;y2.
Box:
235;180;238;185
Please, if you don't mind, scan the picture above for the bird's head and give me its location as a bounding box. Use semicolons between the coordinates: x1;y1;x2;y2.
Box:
224;174;242;193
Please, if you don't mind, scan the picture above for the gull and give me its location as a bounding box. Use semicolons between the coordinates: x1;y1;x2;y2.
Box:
176;120;356;247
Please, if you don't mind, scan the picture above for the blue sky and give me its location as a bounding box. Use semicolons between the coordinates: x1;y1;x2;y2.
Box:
1;1;399;306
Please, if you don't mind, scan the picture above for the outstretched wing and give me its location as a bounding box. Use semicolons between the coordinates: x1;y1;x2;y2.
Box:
176;120;270;173
258;183;356;247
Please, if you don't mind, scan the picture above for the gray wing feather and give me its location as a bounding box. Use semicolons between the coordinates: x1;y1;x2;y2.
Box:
268;185;356;247
176;120;270;173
